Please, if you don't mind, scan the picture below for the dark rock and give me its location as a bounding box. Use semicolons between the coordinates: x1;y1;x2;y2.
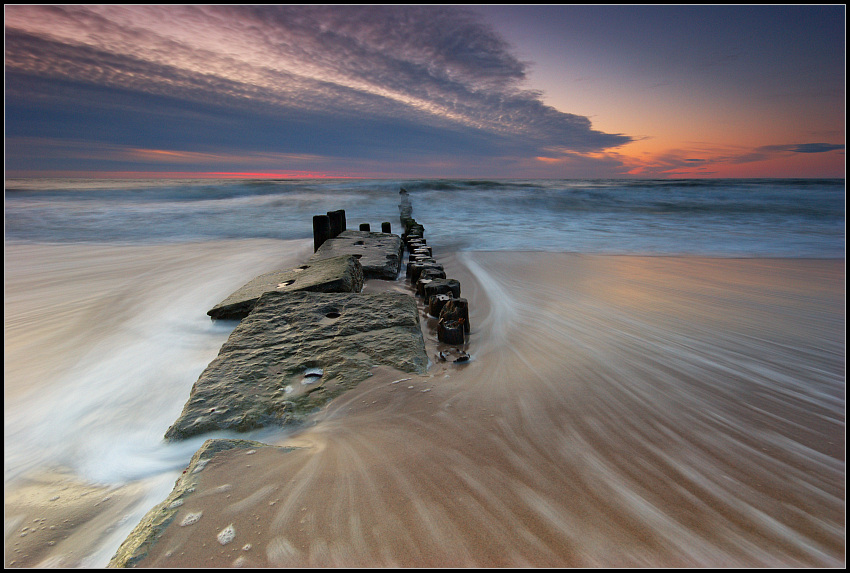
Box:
406;258;438;278
166;291;429;441
438;319;465;345
207;255;364;320
405;226;424;238
410;262;443;283
419;267;447;282
428;293;452;316
409;253;436;264
415;277;433;297
359;223;371;231
406;262;421;280
423;278;460;303
439;297;470;333
381;222;392;233
453;351;471;363
402;221;424;240
437;348;470;363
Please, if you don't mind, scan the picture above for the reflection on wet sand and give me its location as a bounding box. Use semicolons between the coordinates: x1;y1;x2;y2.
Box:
135;252;844;567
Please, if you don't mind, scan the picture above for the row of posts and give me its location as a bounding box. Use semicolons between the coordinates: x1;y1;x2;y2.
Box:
312;209;394;252
398;188;470;350
312;209;347;252
310;191;470;350
358;222;393;233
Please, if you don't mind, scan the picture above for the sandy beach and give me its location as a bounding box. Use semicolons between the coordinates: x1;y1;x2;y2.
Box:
5;242;845;567
5;245;845;567
4;3;845;567
4;240;312;568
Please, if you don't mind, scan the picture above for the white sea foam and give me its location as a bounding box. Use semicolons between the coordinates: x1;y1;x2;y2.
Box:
180;511;203;527
4;239;311;486
217;524;236;545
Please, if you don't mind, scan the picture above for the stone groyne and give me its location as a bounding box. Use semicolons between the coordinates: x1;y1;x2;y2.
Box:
108;189;470;567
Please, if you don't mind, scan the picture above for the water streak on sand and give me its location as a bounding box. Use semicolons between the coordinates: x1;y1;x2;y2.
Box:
3;238;845;566
131;252;845;568
3;239;313;566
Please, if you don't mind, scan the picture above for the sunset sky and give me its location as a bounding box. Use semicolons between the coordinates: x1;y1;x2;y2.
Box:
4;5;845;179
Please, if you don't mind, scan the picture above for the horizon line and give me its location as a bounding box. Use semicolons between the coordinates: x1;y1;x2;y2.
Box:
5;171;845;182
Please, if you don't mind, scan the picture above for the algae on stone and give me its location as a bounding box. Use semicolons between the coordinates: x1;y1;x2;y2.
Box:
207;255;364;320
165;291;428;441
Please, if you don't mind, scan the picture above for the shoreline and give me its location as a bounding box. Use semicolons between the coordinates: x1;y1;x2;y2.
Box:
123;252;847;567
5;246;845;567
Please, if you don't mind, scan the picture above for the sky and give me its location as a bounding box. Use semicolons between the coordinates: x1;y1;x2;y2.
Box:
4;4;845;179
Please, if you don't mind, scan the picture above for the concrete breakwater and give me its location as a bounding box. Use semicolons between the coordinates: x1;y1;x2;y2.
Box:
109;191;469;566
164;290;428;441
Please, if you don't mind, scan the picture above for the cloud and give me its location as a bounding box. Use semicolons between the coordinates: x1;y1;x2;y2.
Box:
7;137;327;165
758;143;845;154
618;140;845;178
3;135;385;177
4;4;632;174
725;142;845;166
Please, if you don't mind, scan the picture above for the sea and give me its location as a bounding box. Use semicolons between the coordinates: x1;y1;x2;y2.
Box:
4;178;845;256
3;177;845;567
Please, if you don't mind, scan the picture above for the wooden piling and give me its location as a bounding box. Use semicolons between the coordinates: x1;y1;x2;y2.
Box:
327;209;346;238
313;214;331;252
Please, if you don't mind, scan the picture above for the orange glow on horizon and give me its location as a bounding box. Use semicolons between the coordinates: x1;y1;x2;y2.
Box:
613;139;845;179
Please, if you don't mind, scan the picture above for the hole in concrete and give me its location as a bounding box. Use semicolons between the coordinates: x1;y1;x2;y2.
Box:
354;241;365;245
302;368;323;385
295;265;310;271
277;279;296;288
325;311;341;319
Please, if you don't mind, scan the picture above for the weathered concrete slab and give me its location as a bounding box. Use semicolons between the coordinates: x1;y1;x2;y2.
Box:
165;291;428;441
309;229;404;280
107;439;287;568
207;255;364;320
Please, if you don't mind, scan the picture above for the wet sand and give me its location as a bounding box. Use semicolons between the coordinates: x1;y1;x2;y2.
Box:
4;239;313;568
125;252;845;567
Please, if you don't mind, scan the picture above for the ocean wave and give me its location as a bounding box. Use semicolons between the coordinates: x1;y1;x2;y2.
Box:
3;178;844;257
